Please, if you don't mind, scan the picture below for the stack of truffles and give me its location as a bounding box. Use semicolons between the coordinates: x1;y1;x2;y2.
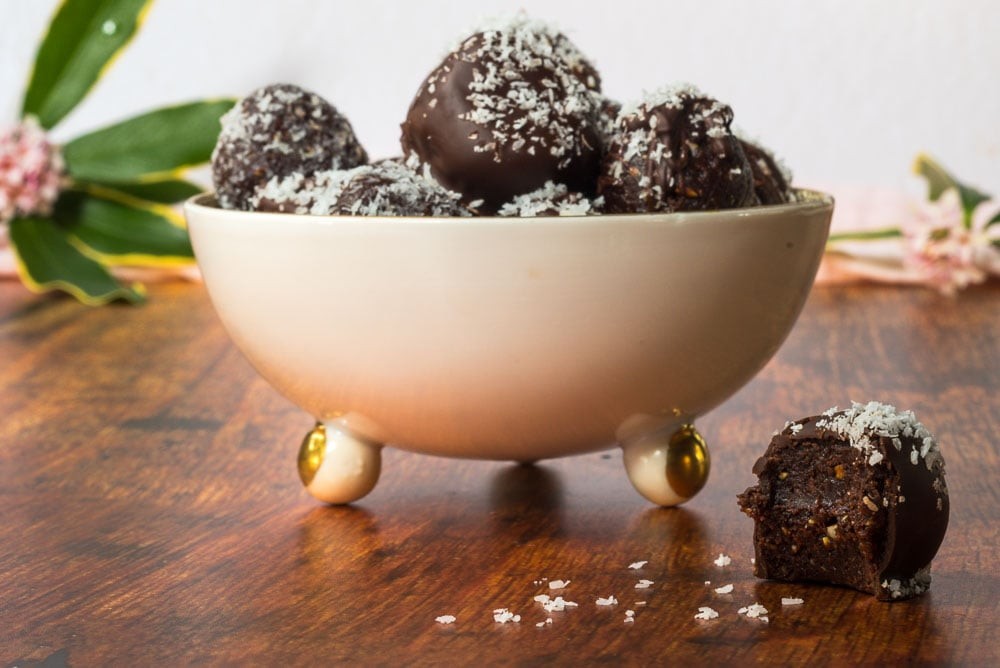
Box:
211;15;793;217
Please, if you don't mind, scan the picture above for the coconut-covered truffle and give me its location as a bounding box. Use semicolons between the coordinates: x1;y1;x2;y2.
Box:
597;84;756;213
251;160;471;217
212;84;368;210
738;137;793;205
400;16;603;212
497;181;602;217
737;401;949;601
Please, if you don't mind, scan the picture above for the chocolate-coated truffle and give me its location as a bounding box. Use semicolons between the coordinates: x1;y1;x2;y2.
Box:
212;84;368;210
597;85;756;213
737;401;949;601
497;181;602;217
400;17;603;212
252;160;471;217
739;137;793;205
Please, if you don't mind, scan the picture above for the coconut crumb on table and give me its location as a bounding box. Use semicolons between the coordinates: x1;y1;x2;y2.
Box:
714;584;734;594
548;579;570;590
628;560;648;570
713;553;732;567
435;615;456;625
540;596;578;613
493;608;521;624
596;596;618;606
635;579;654;589
694;606;719;620
738;603;769;622
781;597;805;606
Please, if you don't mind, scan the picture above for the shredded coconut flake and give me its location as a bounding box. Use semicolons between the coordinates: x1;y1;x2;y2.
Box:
714;584;734;594
628;561;649;570
713;554;732;567
596;596;618;606
548;579;570;590
738;603;769;622
815;401;939;468
694;606;719;620
493;608;521;624
541;596;578;613
635;579;654;589
781;597;805;606
435;615;456;624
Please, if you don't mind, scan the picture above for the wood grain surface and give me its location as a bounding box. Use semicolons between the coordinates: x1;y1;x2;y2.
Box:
1;281;998;666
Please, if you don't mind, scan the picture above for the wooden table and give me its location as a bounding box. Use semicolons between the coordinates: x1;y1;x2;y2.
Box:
1;280;997;665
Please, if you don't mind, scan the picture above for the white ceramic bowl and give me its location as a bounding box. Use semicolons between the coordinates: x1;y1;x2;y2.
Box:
185;192;833;505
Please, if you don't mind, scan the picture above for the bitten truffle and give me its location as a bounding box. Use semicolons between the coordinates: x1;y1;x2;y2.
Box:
597;85;756;213
212;84;368;210
738;401;950;601
400;16;603;212
497;181;602;217
251;159;471;217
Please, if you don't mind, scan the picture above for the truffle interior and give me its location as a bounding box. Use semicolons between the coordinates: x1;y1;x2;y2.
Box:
739;438;892;595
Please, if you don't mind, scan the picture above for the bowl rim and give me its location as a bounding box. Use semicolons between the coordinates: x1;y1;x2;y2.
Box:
184;189;834;226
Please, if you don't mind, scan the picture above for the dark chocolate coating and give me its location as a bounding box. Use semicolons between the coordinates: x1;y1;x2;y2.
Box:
400;24;603;212
740;138;791;205
597;89;756;213
212;84;368;210
550;31;602;93
738;410;949;601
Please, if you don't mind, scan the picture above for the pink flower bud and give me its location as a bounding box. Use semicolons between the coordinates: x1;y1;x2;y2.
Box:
0;117;65;224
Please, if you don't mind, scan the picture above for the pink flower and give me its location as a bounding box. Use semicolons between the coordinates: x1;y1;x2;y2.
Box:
903;189;1000;296
0;117;65;225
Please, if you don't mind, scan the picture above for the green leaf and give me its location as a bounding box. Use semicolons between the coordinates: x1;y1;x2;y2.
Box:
913;153;991;229
913;153;958;202
8;217;144;305
63;99;236;182
53;191;194;264
827;227;904;243
21;0;153;129
74;177;204;204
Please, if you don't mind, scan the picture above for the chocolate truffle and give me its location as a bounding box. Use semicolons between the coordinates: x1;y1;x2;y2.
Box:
497;181;602;217
596;96;622;151
738;401;949;601
212;83;368;210
251;160;471;217
400;16;603;212
597;85;756;213
738;136;793;205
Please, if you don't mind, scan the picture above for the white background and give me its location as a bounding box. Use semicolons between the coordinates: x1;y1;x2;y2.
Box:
2;0;998;194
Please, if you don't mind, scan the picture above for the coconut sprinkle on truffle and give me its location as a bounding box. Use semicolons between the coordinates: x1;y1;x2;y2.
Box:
815;401;940;469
